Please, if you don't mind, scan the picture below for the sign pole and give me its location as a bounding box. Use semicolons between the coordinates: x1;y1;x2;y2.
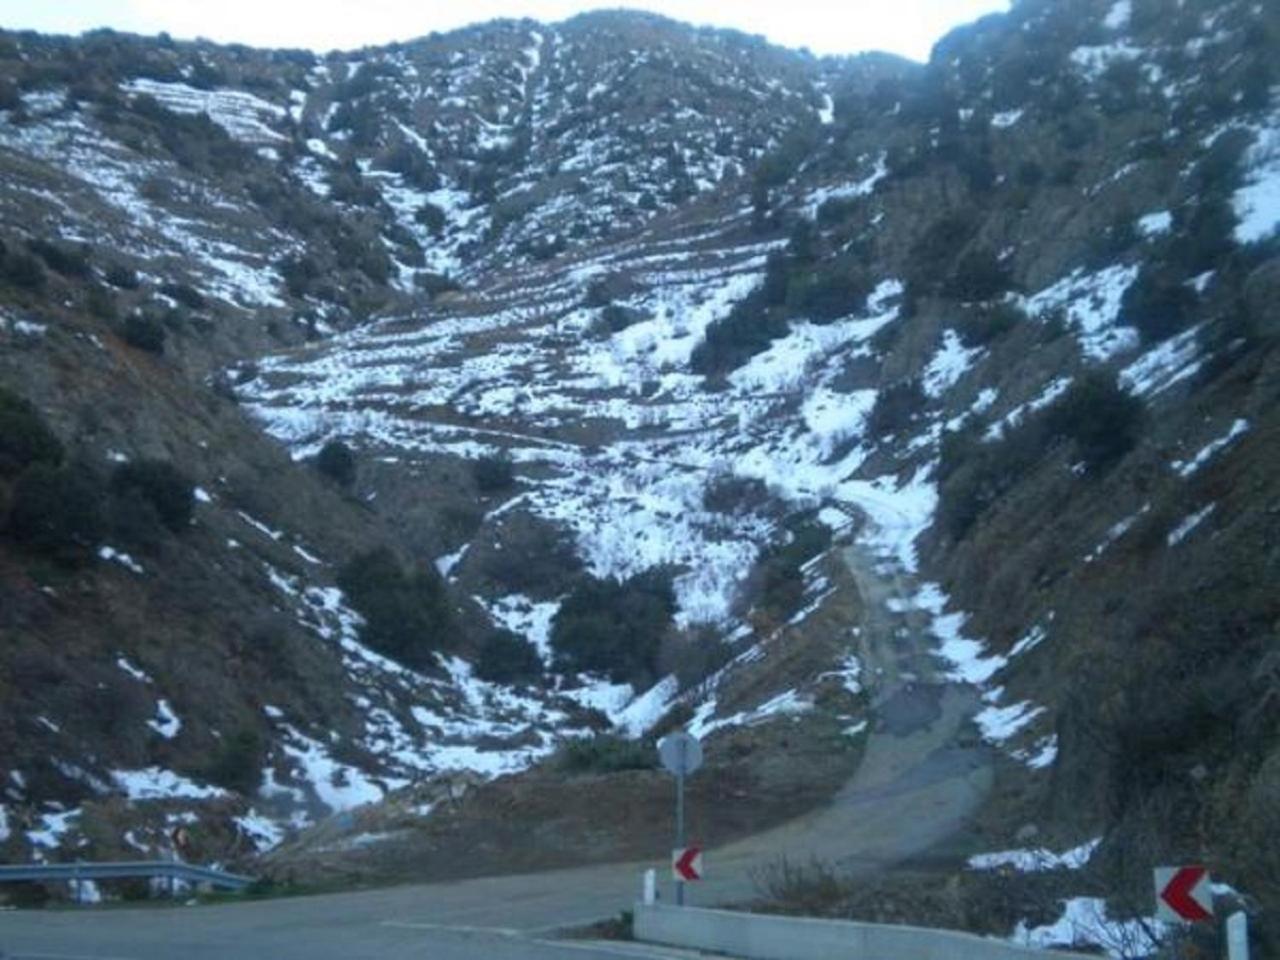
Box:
658;730;703;903
676;736;686;906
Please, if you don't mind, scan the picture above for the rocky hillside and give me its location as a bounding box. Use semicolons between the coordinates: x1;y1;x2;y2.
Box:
1;0;1278;949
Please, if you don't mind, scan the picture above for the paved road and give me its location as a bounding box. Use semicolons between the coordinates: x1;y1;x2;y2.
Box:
0;545;991;959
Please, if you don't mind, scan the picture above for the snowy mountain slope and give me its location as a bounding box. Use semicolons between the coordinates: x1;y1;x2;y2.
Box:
0;0;1279;937
235;0;1280;920
0;13;901;872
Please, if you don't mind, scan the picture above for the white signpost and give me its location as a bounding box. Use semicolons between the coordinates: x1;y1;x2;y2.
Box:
1227;911;1250;960
657;731;703;906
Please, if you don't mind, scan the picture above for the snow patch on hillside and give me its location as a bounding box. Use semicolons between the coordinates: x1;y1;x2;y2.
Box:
971;837;1100;872
1168;503;1216;545
1233;108;1280;244
1015;898;1166;957
112;767;225;801
924;331;982;398
1172;419;1249;476
1120;325;1203;395
121;79;287;143
1022;265;1139;361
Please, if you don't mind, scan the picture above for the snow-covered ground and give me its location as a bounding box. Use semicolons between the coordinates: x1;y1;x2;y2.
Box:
238;178;1203;793
1015;898;1167;957
0;105;290;309
1232;104;1280;244
241;226;912;634
120;79;288;144
969;837;1100;872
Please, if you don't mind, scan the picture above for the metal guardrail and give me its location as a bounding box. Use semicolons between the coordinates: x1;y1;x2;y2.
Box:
0;861;255;890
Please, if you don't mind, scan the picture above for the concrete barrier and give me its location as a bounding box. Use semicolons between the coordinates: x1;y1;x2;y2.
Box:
633;903;1086;960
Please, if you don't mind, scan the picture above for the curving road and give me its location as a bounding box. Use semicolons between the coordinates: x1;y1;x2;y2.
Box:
0;545;991;959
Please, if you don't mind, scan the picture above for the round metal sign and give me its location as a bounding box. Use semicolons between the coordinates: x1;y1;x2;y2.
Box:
657;731;703;777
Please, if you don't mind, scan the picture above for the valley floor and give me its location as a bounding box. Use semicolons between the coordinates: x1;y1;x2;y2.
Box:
0;545;998;959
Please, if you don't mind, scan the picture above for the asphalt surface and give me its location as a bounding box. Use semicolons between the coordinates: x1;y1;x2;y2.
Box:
0;545;992;959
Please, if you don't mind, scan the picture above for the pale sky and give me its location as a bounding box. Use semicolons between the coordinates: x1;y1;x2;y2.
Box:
0;1;1011;61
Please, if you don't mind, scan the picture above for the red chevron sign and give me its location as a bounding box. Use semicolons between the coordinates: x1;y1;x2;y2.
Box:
673;846;703;882
1155;865;1213;922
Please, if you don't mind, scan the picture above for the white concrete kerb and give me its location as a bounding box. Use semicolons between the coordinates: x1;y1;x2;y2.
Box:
634;902;1089;960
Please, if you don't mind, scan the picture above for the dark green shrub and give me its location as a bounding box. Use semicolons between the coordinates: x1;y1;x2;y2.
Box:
909;209;981;289
659;627;737;692
7;461;105;559
0;78;20;111
315;440;356;488
279;254;321;298
1098;59;1144;114
866;379;927;438
600;305;644;333
942;249;1013;302
108;483;167;553
1052;159;1083;185
1167;198;1238;274
1;251;47;291
584;277;616;309
414;272;460;297
788;219;817;265
110;460;194;533
1191;129;1250;196
557;735;655;774
472;454;515;493
786;260;872;321
474;629;543;685
936;418;1052;539
121;312;166;353
27;238;91;278
551;570;675;686
955;302;1023;348
936;420;983;485
816;194;864;227
759;251;792;307
328;166;382;207
1045;371;1143;471
751;179;774;234
204;727;266;795
414;202;448;237
753;122;822;190
0;388;62;477
159;282;204;310
1119;265;1199;343
85;283;117;320
958;150;997;194
1239;61;1272;112
380;142;439;191
3;882;51;908
354;243;393;285
691;294;788;376
468;517;582;597
1085;216;1141;269
338;548;452;668
702;474;770;515
1016;160;1045;187
751;515;833;622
